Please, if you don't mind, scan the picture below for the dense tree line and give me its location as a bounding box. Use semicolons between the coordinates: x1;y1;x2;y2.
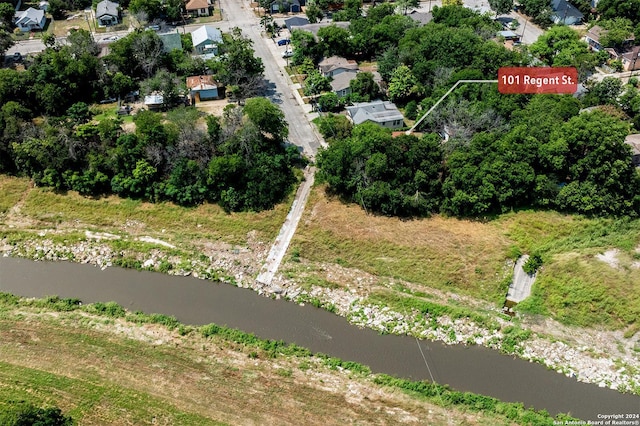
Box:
2;99;301;210
0;25;292;211
317;93;640;217
301;5;640;218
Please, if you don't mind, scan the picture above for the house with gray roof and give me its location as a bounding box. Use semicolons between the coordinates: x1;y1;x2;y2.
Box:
14;8;46;32
625;134;640;167
319;56;358;77
550;0;583;25
290;21;350;39
96;0;120;26
346;100;404;129
330;70;358;98
191;25;223;55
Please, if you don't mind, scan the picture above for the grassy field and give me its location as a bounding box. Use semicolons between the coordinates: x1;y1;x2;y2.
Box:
0;176;30;214
289;186;640;330
0;295;557;425
0;175;290;247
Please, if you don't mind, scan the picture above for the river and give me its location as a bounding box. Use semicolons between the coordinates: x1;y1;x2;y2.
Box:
0;256;638;421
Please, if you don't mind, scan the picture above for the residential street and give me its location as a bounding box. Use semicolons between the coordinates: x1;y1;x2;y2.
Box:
218;0;324;159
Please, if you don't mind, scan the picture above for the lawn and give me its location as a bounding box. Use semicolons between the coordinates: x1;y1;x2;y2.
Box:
49;12;91;37
290;186;640;329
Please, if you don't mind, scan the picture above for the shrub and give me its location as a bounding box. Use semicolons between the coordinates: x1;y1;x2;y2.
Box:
523;253;543;275
404;100;418;120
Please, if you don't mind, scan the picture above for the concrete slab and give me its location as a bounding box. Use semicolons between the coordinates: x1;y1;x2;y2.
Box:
506;254;537;303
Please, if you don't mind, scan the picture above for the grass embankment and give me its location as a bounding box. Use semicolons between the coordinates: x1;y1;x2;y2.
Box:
288;186;640;331
0;176;29;214
0;175;289;247
0;293;572;425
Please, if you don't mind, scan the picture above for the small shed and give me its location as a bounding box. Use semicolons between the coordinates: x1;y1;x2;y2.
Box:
144;93;164;110
498;30;519;41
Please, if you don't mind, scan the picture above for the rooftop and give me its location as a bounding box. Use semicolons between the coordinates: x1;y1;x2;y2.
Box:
186;0;209;10
346;100;404;125
96;0;119;17
186;75;219;91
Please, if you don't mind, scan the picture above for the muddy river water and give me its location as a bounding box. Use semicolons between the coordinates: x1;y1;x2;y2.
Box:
1;256;638;421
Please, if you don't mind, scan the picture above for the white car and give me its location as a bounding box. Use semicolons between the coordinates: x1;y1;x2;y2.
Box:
282;49;293;58
103;35;119;42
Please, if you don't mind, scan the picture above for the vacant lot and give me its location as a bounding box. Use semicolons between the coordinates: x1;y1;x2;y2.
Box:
289;186;640;330
0;175;290;247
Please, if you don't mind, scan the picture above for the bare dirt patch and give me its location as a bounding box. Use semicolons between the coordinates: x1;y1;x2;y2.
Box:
596;249;621;269
193;98;230;116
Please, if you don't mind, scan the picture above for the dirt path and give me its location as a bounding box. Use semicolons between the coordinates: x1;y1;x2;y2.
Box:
4;181;37;228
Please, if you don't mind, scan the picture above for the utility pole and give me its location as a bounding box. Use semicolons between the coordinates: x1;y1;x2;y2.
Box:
406;79;498;135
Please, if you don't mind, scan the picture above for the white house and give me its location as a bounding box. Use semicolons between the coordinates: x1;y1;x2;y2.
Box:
346;100;404;129
191;25;223;55
14;8;46;32
96;0;120;26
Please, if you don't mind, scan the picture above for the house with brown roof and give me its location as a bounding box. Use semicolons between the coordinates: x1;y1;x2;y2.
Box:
186;0;211;17
621;47;640;72
187;75;224;102
318;56;358;78
584;25;605;51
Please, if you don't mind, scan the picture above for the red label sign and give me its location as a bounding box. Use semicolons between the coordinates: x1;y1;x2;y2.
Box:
498;67;578;94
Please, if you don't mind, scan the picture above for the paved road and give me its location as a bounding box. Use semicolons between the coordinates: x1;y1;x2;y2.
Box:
216;0;325;286
219;0;323;159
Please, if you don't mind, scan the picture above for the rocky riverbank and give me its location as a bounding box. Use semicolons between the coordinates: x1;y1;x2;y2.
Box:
1;232;639;396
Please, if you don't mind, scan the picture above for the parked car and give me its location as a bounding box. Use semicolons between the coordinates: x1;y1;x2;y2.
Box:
282;49;293;58
102;35;119;41
12;52;22;62
117;105;132;115
146;25;160;31
99;97;117;104
277;39;290;46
